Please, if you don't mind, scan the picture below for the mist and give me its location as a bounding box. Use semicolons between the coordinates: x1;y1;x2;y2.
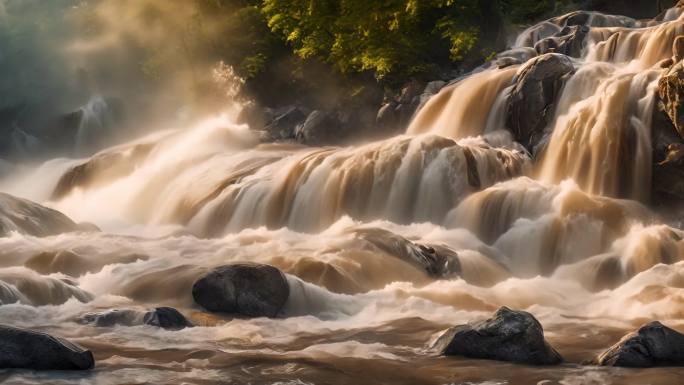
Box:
0;0;243;160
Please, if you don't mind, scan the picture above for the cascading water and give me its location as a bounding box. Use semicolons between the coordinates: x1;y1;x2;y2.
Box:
2;3;684;385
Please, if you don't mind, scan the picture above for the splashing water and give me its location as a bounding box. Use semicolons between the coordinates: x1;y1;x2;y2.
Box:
2;4;684;385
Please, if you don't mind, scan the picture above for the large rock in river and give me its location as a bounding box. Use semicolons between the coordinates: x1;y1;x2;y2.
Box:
192;263;290;318
432;307;562;365
0;193;80;237
505;53;575;152
593;321;684;367
0;324;94;370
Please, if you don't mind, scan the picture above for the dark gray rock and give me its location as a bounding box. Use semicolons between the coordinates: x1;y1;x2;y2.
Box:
262;106;308;141
594;321;684;367
506;53;575;150
294;110;339;145
535;25;589;58
376;101;399;130
143;307;193;330
80;307;192;330
0;324;94;370
79;309;144;327
192;263;290;318
432;307;562;365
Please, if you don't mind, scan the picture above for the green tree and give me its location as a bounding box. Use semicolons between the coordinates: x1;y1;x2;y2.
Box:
262;0;488;81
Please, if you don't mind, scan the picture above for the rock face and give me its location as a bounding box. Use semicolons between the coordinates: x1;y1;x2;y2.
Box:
192;263;290;318
658;40;684;140
294;110;339;145
506;53;574;152
0;325;94;370
432;307;562;365
535;25;589;58
80;307;192;330
0;193;81;237
594;321;684;367
652;37;684;204
261;106;308;142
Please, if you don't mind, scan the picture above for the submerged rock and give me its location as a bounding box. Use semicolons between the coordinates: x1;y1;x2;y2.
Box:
52;142;154;200
0;193;80;237
505;53;575;151
594;321;684;367
354;228;461;279
192;263;290;318
80;307;192;330
432;307;562;365
143;307;193;330
0;325;94;370
80;309;143;327
25;250;147;276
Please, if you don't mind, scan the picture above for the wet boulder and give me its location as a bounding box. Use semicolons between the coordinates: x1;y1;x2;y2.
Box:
506;53;575;151
294;110;340;145
192;263;290;318
261;106;308;141
535;25;589;58
79;309;144;327
143;307;193;330
80;307;192;330
355;228;461;279
432;307;562;365
594;321;684;367
0;325;94;370
52;142;154;200
0;193;80;237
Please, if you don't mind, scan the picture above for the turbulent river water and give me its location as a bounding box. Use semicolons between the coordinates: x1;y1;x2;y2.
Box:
3;5;684;385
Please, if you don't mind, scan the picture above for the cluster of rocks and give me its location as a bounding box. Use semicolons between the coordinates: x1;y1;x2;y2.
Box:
432;306;684;368
238;77;450;147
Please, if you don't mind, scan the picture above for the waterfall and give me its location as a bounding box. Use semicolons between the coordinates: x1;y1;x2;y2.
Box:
2;3;684;384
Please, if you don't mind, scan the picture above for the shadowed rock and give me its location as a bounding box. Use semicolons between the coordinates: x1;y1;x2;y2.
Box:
143;307;193;330
535;25;589;58
354;228;461;279
432;307;562;365
506;53;574;152
0;325;94;370
594;321;684;367
79;309;143;327
80;307;192;330
658;38;684;140
0;193;80;237
192;263;290;318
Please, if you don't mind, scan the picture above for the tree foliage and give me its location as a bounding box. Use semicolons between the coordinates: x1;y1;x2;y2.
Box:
261;0;488;80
